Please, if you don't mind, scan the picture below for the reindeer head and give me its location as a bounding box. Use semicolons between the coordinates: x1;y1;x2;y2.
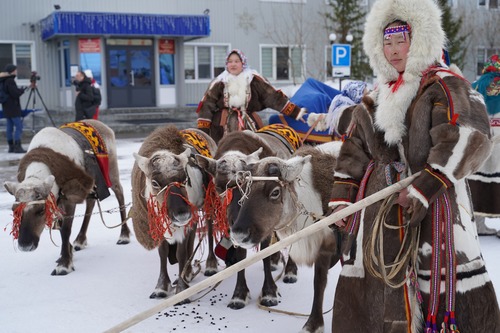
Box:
135;146;212;232
4;175;58;251
229;155;312;249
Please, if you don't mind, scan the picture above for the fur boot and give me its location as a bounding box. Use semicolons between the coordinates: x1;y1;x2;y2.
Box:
7;140;14;153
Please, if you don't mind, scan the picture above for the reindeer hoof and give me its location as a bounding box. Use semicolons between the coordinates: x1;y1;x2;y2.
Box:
51;265;74;276
259;295;279;307
149;290;168;299
204;267;218;276
283;273;298;284
299;324;324;333
227;299;247;310
74;240;87;251
116;236;130;245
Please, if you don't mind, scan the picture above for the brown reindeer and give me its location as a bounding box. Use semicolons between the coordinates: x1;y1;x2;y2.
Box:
229;141;343;333
196;125;301;309
130;125;219;301
4;120;131;275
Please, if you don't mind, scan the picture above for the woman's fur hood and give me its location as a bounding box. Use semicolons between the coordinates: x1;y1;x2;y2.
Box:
363;0;446;145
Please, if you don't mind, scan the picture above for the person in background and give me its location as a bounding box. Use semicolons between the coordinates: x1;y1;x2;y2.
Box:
84;69;101;120
0;64;27;153
73;70;94;121
468;54;500;237
328;0;500;331
306;80;368;138
196;49;306;143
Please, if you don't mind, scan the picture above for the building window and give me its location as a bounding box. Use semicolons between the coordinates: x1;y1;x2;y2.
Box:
58;40;71;87
0;42;34;81
260;45;304;81
159;39;175;85
184;44;229;81
479;0;498;8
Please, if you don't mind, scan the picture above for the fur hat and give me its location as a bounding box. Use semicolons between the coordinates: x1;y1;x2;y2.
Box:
4;64;17;74
363;0;445;83
362;0;446;145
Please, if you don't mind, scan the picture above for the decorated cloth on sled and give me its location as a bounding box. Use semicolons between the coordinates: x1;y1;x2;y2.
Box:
269;78;340;143
60;122;111;200
257;124;302;153
180;129;213;158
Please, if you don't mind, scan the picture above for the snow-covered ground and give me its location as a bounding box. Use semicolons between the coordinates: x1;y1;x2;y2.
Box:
0;137;499;333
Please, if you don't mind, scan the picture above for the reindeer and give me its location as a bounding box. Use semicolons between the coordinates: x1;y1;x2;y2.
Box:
4;120;131;275
130;125;220;301
196;125;300;309
229;141;343;333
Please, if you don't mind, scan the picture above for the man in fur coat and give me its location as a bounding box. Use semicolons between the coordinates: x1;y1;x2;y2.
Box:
196;49;305;143
328;0;500;332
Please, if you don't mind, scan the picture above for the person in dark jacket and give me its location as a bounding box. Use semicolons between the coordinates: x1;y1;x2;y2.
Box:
73;70;95;121
0;64;27;153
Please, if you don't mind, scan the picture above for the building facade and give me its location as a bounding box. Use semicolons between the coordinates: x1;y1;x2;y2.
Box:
0;0;497;113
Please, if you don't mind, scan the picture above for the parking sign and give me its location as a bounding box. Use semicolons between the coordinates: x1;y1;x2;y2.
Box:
332;44;351;77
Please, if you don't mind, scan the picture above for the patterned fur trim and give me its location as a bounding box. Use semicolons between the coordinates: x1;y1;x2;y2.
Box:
281;101;296;116
197;119;211;129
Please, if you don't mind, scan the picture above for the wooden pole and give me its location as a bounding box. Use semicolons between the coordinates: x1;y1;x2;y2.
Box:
103;172;420;333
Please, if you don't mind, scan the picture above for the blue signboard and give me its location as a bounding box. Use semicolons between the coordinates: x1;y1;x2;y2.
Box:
331;44;351;77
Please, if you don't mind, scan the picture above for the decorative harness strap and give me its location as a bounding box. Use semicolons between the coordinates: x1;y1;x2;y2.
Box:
9;193;63;240
257;124;302;154
345;160;375;236
420;65;461;333
425;192;458;333
180;129;212;158
60;121;112;187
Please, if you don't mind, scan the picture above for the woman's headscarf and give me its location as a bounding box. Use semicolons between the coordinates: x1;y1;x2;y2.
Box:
226;49;248;70
473;54;500;116
325;81;367;134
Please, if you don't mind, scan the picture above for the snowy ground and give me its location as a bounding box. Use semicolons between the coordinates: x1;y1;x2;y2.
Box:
0;137;499;333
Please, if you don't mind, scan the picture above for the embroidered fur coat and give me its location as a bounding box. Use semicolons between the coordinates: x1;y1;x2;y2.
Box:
196;69;302;142
329;70;500;332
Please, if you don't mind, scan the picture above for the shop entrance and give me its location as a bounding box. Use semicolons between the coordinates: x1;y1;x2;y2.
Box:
106;39;155;108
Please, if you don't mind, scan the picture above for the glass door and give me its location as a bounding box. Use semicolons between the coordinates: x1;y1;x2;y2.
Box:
107;42;155;108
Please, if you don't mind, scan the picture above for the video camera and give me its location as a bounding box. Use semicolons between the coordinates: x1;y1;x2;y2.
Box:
30;71;41;83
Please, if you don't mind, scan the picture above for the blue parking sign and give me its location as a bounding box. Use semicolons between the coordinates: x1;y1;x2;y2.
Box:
332;44;351;67
332;44;351;77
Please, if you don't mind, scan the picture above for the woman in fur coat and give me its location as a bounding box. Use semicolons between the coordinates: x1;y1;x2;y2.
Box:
329;0;500;332
196;49;305;143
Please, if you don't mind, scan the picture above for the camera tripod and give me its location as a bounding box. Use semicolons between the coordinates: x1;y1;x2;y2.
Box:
23;81;56;132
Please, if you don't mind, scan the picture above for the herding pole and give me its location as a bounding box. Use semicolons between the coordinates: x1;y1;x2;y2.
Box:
103;172;420;333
